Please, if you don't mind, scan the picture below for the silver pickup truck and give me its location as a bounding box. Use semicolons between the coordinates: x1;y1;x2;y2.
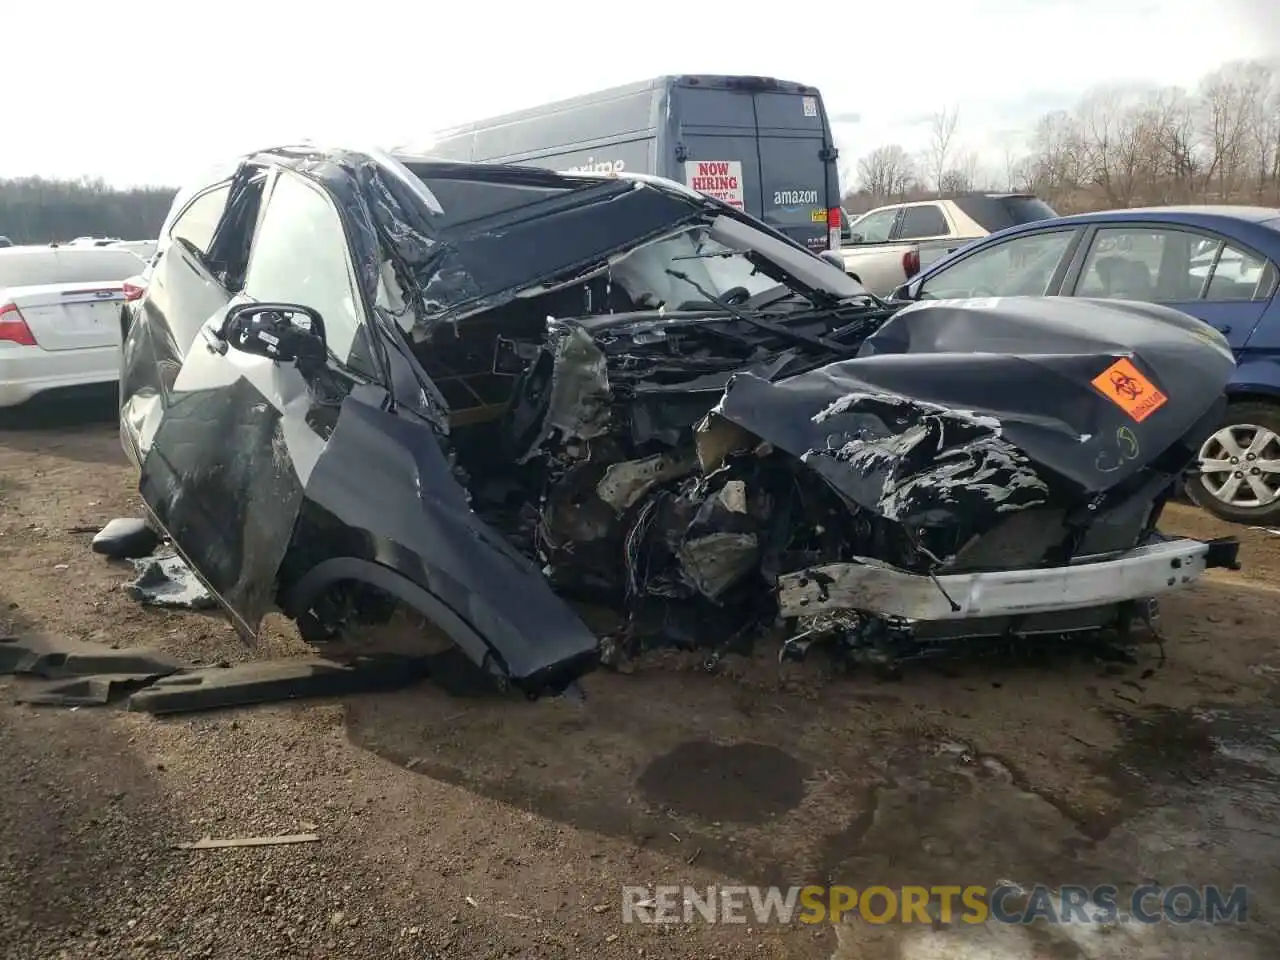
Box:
838;194;1057;295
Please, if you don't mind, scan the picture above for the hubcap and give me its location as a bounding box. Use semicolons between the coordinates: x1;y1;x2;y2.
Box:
1198;423;1280;509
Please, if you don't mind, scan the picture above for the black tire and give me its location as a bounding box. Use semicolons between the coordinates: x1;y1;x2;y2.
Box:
1185;400;1280;524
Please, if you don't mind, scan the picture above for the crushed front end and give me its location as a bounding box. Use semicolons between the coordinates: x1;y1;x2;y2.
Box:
500;294;1240;665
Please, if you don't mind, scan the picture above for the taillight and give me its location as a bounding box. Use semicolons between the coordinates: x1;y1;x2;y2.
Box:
827;207;842;251
123;280;147;302
903;249;921;279
0;303;36;346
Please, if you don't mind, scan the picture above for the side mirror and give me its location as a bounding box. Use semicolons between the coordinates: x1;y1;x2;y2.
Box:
223;302;327;371
818;251;845;271
889;278;921;301
848;232;864;244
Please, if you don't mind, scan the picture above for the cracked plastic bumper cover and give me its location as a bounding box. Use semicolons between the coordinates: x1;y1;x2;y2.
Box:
777;536;1236;622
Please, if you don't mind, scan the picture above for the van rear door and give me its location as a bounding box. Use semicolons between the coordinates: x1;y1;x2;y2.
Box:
753;89;835;252
673;85;763;218
673;77;836;252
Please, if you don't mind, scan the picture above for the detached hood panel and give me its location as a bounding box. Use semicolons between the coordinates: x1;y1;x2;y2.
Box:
707;296;1236;527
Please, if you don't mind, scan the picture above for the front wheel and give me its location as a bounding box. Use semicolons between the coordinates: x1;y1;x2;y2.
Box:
1186;400;1280;523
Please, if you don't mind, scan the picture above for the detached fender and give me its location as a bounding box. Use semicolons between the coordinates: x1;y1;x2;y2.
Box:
283;393;602;696
282;557;497;677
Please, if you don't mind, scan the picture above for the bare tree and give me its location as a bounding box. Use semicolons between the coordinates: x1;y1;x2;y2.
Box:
1238;60;1279;200
924;106;960;195
937;151;982;194
1141;87;1200;201
1004;56;1280;213
998;137;1029;191
1197;61;1271;199
1075;88;1129;205
855;144;917;201
1022;110;1083;205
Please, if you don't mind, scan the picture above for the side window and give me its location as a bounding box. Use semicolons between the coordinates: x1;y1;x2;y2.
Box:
848;208;897;243
169;184;231;256
897;204;950;240
243;173;372;375
1203;242;1277;302
1075;227;1168;301
920;230;1076;299
205;170;269;293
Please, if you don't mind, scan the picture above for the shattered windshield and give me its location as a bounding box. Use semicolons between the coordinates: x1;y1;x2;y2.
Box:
608;225;793;311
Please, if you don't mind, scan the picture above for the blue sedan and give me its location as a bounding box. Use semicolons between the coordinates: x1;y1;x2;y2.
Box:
889;205;1280;524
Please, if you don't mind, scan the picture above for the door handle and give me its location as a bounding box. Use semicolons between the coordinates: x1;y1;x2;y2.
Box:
200;323;228;355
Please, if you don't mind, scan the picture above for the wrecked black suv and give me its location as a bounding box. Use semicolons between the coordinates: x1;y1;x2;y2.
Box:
120;145;1240;696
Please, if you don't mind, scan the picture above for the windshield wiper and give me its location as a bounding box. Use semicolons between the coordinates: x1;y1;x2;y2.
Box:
664;268;856;355
669;250;737;262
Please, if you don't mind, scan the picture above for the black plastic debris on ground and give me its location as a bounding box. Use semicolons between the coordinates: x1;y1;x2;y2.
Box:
124;550;217;610
127;656;435;714
0;633;186;706
91;517;161;559
0;633;436;713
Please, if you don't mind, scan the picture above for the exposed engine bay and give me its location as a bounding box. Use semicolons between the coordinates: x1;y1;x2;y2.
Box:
398;215;1239;667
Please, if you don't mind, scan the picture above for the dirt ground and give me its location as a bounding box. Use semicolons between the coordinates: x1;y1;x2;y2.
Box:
1;407;1278;960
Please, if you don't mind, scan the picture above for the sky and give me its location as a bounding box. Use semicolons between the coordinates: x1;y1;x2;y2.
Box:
6;0;1278;188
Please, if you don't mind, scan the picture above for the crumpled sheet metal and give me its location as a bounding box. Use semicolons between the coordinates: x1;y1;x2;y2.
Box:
699;375;1050;531
517;324;614;463
693;295;1239;535
851;296;1238;493
287;150;702;342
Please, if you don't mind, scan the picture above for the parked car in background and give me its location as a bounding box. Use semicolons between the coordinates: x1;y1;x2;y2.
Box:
417;74;844;253
0;236;11;248
889;204;1280;524
839;194;1058;295
109;239;158;262
0;245;144;407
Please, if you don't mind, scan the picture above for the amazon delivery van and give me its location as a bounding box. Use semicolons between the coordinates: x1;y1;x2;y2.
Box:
421;75;843;252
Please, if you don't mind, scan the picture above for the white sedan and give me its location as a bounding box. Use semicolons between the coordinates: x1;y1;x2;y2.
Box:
0;245;145;407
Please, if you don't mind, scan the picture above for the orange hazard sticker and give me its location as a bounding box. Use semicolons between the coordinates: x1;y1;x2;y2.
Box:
1091;358;1167;422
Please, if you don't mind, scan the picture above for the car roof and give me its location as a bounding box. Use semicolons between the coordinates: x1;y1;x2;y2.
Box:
913;203;1280;284
962;204;1280;253
1051;204;1280;226
0;244;145;287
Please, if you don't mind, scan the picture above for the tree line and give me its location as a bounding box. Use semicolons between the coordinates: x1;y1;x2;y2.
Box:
0;176;177;244
7;58;1280;243
846;57;1280;216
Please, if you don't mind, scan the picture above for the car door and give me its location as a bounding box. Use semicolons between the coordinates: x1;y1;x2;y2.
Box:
893;202;962;269
1062;224;1273;352
846;207;900;244
136;166;382;636
120;176;240;463
914;227;1083;300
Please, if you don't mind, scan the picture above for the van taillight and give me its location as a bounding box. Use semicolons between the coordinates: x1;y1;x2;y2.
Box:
0;303;36;346
903;249;921;279
123;280;147;302
827;207;841;251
